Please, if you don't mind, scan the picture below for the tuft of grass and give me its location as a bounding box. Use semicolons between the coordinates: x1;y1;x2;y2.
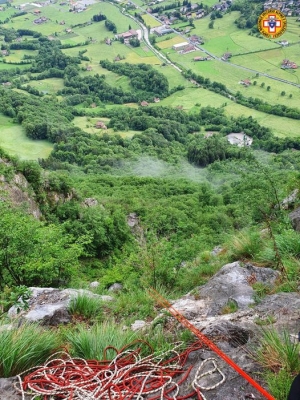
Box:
227;229;263;261
256;328;300;373
264;369;295;400
65;321;141;360
220;299;238;315
0;323;60;377
110;290;156;323
255;328;300;399
68;293;104;322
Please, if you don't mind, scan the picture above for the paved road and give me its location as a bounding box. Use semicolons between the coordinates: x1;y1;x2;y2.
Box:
124;1;300;89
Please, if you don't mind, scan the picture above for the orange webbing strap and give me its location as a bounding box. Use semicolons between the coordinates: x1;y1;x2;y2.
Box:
148;287;275;400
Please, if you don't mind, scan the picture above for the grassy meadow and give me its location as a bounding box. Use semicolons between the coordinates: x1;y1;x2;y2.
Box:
26;78;65;94
158;86;300;138
0;113;53;160
73;116;138;138
141;13;161;28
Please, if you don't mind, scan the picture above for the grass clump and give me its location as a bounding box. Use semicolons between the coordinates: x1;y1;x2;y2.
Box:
256;328;300;400
220;299;238;314
0;323;60;377
257;329;300;373
68;293;104;322
227;229;264;262
65;321;141;360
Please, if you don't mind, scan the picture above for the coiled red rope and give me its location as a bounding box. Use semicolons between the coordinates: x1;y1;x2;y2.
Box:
16;341;209;400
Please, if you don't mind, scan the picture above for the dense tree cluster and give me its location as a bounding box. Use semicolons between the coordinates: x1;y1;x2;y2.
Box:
100;60;169;98
92;13;107;22
105;19;117;33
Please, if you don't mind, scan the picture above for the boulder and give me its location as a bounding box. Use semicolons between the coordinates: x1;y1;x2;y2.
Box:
108;283;123;292
289;207;300;231
8;287;113;326
82;197;98;207
197;262;279;316
131;320;147;331
127;213;139;228
281;189;298;209
89;281;100;288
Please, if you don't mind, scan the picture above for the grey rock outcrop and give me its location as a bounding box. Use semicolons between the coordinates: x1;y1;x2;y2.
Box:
172;262;279;318
108;283;123;292
8;287;113;325
82;197;98;207
281;189;299;209
0;377;31;400
0;168;42;219
289;206;300;231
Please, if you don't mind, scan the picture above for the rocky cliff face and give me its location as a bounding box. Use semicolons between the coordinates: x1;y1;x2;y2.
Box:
0;159;42;219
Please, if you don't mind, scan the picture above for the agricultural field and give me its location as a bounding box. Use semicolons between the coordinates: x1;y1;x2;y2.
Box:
25;78;65;94
156;35;187;49
167;52;300;108
141;13;160;28
3;1;138;37
0;113;53;160
4;49;37;63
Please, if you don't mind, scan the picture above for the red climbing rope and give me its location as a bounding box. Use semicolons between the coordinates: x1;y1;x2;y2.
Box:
148;287;276;400
17;341;206;400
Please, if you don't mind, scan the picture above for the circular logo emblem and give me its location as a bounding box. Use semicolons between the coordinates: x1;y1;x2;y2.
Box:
258;9;287;39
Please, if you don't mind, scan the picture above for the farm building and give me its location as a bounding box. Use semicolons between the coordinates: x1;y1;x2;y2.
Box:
118;29;138;39
194;56;210;61
239;79;251;87
181;45;196;54
221;52;232;61
172;42;189;51
152;26;173;36
189;35;204;44
281;59;297;69
95;121;107;129
227;133;253;147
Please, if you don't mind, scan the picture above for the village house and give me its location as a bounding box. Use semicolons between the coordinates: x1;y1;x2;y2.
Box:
189;35;204;45
194;56;210;61
118;29;138;40
153;97;160;103
181;44;196;54
140;101;149;107
279;40;289;46
1;50;9;56
95;121;107;129
34;16;47;24
239;79;251;87
221;52;232;61
281;59;298;69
